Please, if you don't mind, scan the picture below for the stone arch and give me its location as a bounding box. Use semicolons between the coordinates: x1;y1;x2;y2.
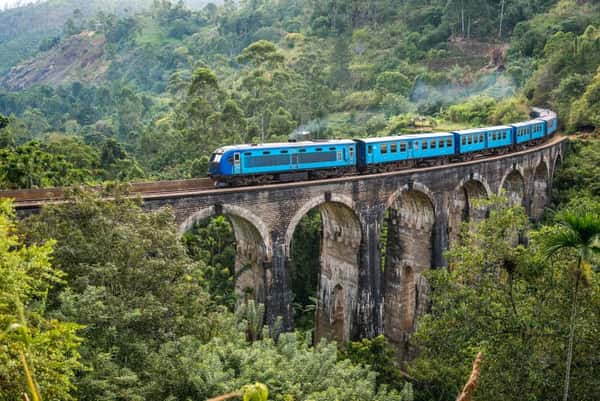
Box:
286;195;362;343
178;205;272;304
285;193;357;257
552;152;564;180
382;187;436;358
499;168;526;207
449;176;491;244
531;160;550;221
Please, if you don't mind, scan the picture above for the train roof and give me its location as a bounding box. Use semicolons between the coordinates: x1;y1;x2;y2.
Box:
536;114;556;121
214;139;356;153
355;132;453;144
512;120;543;127
453;125;512;135
531;107;556;118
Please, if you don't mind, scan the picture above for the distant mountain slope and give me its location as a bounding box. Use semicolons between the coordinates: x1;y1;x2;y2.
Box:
0;0;217;74
1;31;108;90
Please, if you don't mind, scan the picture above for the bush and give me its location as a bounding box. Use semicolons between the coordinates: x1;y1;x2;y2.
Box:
446;96;496;125
341;90;382;111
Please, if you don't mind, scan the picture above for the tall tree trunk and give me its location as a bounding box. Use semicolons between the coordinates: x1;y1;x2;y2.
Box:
461;5;465;36
499;0;505;37
563;256;581;401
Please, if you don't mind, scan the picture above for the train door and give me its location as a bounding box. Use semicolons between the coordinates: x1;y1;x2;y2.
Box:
349;145;355;163
233;152;241;175
291;151;299;170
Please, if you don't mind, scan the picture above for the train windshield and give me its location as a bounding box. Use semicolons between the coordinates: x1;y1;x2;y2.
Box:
210;152;223;163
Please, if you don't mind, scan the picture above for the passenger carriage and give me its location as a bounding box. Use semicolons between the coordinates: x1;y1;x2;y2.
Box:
452;125;513;158
354;133;454;172
537;113;558;136
512;120;546;147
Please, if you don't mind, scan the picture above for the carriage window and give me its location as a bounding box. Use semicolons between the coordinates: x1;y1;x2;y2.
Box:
473;135;478;144
462;136;466;145
422;140;428;150
263;151;270;155
244;152;252;156
381;144;388;154
329;147;336;151
368;145;373;154
431;140;437;149
400;143;407;152
281;150;288;153
468;136;472;144
447;139;452;147
316;147;322;151
299;149;306;152
439;140;444;148
414;141;419;150
480;134;484;142
391;143;397;153
492;132;497;140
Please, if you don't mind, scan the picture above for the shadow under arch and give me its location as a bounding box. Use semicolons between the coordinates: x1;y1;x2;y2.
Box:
449;175;491;245
499;168;526;207
178;204;272;304
532;160;550;221
381;184;436;359
285;194;363;344
552;152;564;179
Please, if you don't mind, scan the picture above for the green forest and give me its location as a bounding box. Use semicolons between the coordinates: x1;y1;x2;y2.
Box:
1;0;599;400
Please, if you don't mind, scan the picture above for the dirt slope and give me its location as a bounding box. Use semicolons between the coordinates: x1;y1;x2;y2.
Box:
1;31;109;91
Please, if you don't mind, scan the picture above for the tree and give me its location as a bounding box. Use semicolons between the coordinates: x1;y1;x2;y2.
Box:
0;199;82;401
542;208;600;401
22;190;231;401
237;41;293;142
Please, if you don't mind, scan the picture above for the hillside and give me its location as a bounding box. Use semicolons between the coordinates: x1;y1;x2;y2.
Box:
0;0;599;185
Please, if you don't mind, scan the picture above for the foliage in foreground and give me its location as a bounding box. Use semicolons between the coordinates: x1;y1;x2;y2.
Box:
410;197;600;401
0;199;81;401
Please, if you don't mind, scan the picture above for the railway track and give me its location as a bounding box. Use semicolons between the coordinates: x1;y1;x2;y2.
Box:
1;135;568;208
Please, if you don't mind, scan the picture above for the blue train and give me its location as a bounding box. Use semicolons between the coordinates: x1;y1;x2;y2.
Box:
208;109;558;186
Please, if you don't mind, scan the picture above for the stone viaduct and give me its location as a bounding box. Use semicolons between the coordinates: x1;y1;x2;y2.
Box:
10;137;567;358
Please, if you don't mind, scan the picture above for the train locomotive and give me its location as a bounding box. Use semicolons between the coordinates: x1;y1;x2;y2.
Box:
208;109;558;187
